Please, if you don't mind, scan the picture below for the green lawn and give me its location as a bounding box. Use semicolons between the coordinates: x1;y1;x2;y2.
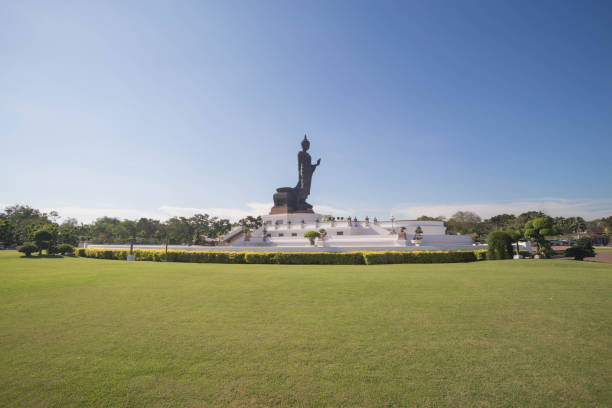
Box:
1;251;611;407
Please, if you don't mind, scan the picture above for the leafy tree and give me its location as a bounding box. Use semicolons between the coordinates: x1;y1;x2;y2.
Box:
487;214;516;229
90;217;121;243
507;229;523;256
0;218;9;245
564;237;595;260
554;216;587;235
524;217;556;256
33;229;53;255
238;216;263;233
445;211;482;235
516;211;547;226
57;222;79;246
486;230;514;260
2;205;53;245
210;219;231;239
17;242;38;257
304;230;321;245
165;217;193;244
416;215;446;221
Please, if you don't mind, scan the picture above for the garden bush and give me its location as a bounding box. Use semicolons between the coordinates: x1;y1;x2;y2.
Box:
564;237;595;260
17;242;38;257
55;243;75;255
486;231;514;260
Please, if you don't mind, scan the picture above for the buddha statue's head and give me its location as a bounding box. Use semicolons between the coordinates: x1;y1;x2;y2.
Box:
301;135;310;151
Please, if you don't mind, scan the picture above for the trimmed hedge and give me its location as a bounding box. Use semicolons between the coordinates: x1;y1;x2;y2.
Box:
76;248;488;265
363;250;478;265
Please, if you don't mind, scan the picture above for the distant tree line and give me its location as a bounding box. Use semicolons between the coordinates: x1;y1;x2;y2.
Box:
0;205;237;247
414;210;610;245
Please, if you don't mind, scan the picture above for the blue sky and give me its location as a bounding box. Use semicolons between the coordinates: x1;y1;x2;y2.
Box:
1;0;611;222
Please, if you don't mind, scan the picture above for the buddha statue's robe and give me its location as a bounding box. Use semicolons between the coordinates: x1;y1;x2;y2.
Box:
295;150;316;204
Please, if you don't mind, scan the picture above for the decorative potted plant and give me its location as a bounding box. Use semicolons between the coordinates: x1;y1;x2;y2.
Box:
304;230;321;246
411;226;423;246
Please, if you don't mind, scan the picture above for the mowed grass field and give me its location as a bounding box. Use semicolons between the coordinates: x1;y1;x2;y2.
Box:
1;251;611;407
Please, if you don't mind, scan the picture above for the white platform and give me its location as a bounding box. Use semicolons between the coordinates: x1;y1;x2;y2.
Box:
227;212;474;248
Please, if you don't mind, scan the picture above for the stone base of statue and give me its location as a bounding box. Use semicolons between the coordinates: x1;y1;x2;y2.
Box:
269;187;314;214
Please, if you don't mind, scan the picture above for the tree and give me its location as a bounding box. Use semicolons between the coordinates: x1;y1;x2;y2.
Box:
165;217;193;244
90;217;121;243
487;214;516;229
2;205;53;245
416;215;445;221
516;211;547;226
210;219;231;239
33;229;53;255
554;216;587;235
524;217;556;256
238;216;263;233
17;242;38;257
486;230;514;260
564;237;595;260
303;230;321;245
0;218;9;245
507;229;523;256
445;211;482;235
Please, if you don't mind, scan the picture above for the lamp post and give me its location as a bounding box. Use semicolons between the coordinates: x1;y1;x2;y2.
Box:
165;233;169;262
127;235;136;261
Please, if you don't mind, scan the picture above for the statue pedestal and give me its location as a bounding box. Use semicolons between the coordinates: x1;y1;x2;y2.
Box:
270;187;314;215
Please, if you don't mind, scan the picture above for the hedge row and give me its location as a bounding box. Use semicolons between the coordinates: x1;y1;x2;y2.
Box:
76;248;489;265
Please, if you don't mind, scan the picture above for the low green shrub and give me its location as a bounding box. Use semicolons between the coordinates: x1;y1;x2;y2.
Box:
55;243;75;255
17;242;38;257
564;237;595;260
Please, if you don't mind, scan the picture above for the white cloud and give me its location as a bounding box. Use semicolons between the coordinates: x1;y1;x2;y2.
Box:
158;202;272;220
312;205;352;217
392;198;612;220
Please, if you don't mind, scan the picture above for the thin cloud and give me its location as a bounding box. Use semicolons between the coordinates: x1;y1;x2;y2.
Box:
392;198;612;220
